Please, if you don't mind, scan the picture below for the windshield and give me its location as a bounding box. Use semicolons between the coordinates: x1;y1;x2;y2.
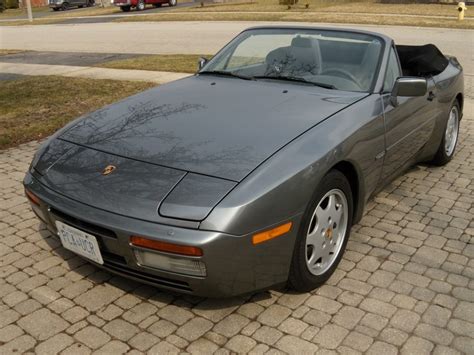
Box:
201;28;384;92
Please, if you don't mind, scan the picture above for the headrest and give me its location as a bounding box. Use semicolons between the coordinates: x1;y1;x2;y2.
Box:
291;36;312;48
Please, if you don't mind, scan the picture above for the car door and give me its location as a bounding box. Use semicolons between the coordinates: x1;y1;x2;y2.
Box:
380;46;438;182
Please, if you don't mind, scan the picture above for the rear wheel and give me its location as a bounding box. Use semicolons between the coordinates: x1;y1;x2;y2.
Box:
168;0;177;6
136;0;145;10
61;2;69;10
289;170;353;292
120;5;131;11
431;101;460;166
87;0;94;6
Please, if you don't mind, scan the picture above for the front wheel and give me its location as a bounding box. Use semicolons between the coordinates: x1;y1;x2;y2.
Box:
431;101;460;166
136;0;145;10
289;170;353;292
168;0;177;6
61;2;69;10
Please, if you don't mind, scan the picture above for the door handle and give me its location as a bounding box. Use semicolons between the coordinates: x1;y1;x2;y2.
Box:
427;91;436;101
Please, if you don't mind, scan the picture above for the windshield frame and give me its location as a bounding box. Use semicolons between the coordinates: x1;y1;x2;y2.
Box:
199;27;387;93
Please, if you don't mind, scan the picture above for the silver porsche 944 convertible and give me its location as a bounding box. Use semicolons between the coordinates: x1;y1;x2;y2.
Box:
24;26;464;297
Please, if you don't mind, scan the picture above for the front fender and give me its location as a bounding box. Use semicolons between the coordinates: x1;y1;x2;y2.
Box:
201;94;385;236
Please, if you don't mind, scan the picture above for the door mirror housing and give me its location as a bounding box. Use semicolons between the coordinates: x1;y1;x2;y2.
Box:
390;77;427;106
198;57;208;71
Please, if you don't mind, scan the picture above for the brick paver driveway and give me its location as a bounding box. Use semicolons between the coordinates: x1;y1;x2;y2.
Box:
1;98;473;354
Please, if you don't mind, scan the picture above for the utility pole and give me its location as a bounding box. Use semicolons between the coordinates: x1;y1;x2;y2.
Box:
25;0;33;22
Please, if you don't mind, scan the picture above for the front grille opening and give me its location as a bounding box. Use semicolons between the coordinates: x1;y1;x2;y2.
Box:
50;208;117;239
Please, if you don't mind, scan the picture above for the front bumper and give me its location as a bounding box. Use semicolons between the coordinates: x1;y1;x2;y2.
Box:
24;172;300;297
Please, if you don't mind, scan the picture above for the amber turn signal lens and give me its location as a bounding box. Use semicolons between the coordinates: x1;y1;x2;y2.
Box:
25;189;41;206
130;236;203;256
252;222;292;245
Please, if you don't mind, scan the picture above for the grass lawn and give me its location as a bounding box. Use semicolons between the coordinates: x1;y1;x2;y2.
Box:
0;76;153;149
117;10;474;29
97;54;211;73
0;49;24;56
180;1;473;17
0;5;50;18
116;0;473;29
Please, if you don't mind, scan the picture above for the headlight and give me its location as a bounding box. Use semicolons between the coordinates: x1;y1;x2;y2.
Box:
134;250;207;277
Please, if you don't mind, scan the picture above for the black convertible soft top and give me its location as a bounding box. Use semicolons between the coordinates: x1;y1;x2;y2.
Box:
396;44;449;77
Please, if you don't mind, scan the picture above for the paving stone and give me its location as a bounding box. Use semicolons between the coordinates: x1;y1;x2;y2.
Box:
278;317;308;336
103;319;139;342
422;305;452;327
158;305;194;326
187;338;219;354
176;317;213;342
366;341;397;355
74;326;111;350
342;331;373;352
253;326;283;345
35;333;74;355
415;323;454;345
313;324;349;350
275;335;318;353
257;304;291;327
332;306;365;329
401;336;434;354
74;285;123;312
214;314;250;337
305;295;343;314
128;332;159;352
17;308;69;341
225;335;257;353
453;301;474;322
390;309;421;332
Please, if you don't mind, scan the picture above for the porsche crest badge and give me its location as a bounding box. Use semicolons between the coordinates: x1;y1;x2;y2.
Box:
102;165;116;176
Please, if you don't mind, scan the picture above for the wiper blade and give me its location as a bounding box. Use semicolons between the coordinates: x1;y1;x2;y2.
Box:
198;70;254;81
254;75;336;89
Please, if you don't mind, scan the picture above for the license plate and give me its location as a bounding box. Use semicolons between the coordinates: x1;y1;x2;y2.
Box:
56;221;104;265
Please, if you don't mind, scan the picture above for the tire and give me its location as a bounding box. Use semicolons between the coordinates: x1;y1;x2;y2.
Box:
289;170;353;292
120;5;131;11
431;101;461;166
61;2;68;10
168;0;177;6
136;0;145;10
87;0;94;6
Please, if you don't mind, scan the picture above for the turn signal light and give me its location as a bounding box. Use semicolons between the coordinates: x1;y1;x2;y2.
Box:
25;189;41;206
252;222;292;245
130;236;203;256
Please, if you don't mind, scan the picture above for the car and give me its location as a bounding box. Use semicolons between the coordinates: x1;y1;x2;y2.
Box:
49;0;94;11
24;26;464;298
111;0;176;12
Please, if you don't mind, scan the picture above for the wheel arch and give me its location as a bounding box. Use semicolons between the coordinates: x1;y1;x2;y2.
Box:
329;160;364;225
455;93;463;117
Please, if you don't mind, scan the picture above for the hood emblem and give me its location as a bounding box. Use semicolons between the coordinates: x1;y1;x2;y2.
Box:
102;165;117;176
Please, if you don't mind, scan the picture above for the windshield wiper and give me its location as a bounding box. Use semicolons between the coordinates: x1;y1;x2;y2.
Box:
253;75;336;90
198;70;254;81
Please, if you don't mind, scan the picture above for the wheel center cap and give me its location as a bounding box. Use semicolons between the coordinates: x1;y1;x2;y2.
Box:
326;227;333;239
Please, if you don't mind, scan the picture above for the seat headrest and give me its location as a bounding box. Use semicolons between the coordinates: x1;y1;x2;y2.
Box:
291;36;312;48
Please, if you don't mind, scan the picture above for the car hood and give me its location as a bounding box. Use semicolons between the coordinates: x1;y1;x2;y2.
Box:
59;75;366;182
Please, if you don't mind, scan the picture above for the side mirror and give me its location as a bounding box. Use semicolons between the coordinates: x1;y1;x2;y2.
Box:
390;77;427;106
198;57;208;71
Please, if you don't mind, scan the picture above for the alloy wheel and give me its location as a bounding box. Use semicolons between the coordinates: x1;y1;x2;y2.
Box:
305;189;348;276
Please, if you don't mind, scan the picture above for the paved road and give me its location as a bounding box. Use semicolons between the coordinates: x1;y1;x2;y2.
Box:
1;21;473;74
1;98;473;353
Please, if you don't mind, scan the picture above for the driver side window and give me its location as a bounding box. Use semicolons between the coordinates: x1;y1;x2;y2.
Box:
383;47;401;93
